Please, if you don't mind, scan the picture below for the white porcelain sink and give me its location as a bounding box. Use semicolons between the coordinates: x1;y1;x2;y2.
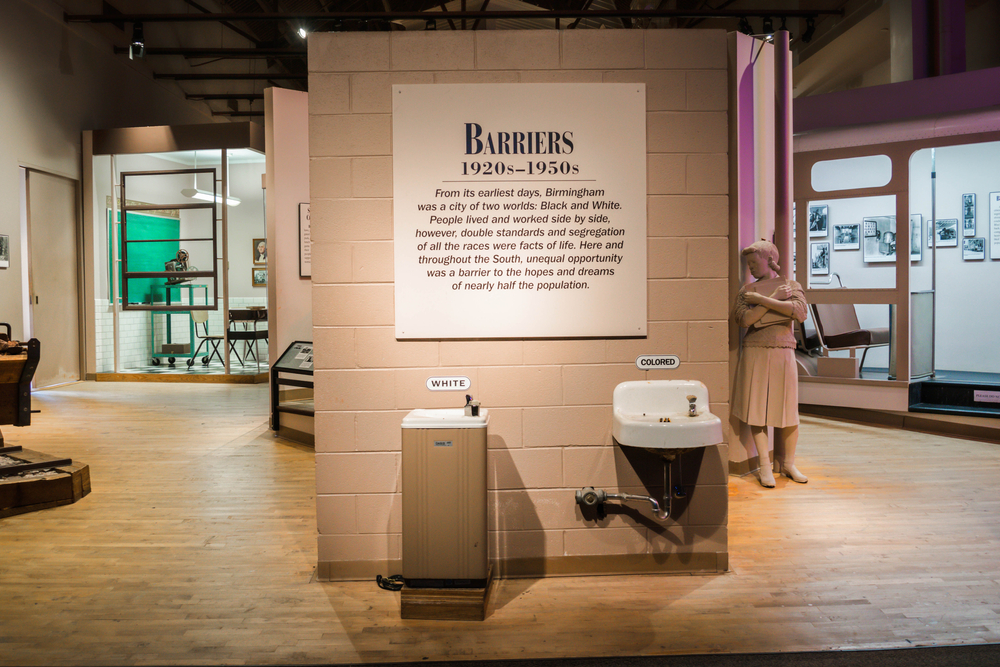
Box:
612;380;723;452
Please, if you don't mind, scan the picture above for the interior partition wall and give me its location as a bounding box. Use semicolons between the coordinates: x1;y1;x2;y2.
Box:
310;29;734;582
793;124;1000;409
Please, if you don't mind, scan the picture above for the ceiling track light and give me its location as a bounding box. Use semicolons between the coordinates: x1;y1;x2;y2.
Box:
761;16;773;36
737;16;753;35
425;18;437;30
130;22;145;60
802;17;816;43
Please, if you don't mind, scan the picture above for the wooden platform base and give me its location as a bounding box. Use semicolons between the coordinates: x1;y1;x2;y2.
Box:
94;372;268;384
400;565;494;621
0;447;91;518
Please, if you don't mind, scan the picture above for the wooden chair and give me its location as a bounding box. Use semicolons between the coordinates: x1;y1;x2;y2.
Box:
189;310;225;367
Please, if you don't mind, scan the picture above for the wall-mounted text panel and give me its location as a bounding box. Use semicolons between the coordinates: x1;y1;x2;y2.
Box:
393;84;646;339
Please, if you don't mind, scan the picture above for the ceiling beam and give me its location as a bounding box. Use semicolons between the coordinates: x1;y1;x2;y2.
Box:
186;93;266;100
153;73;307;80
470;0;490;30
568;0;594;29
65;8;845;23
112;47;306;57
181;0;263;46
613;0;632;29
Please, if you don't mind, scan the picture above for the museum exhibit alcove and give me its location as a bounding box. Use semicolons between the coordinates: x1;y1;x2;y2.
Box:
794;130;1000;417
86;124;268;382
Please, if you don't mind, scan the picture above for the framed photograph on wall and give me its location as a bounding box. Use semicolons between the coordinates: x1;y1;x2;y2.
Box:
963;237;986;260
252;267;267;287
833;223;860;250
808;205;829;237
929;218;959;247
253;238;267;265
0;234;9;269
810;242;830;275
963;193;976;236
910;214;922;262
863;215;897;263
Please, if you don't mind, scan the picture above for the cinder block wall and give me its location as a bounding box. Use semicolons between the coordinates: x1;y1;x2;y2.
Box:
309;29;731;581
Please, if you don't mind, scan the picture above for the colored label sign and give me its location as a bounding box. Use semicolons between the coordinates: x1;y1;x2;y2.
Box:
635;354;680;370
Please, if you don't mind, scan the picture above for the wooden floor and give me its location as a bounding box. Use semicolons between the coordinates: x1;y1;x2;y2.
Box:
2;382;999;666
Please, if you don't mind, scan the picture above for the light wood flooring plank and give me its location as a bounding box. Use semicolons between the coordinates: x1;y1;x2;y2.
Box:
1;384;999;665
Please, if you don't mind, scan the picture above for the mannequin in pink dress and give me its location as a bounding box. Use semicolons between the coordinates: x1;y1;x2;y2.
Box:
731;240;809;488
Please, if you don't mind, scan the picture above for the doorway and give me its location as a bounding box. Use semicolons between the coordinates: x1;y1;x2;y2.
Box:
22;168;82;388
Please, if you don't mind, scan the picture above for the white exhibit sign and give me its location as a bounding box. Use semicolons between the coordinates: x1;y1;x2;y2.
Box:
990;192;1000;260
975;389;1000;404
426;376;471;391
393;84;647;339
635;354;680;370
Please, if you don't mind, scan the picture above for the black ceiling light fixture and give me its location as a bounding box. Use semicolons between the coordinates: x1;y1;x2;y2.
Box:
129;21;145;60
425;18;437;30
761;15;774;37
779;15;790;38
802;17;816;43
737;16;753;35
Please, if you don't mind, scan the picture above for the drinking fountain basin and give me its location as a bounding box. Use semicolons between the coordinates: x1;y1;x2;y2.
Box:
612;380;723;453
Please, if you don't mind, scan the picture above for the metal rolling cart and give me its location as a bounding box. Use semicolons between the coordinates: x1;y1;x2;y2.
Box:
149;283;209;366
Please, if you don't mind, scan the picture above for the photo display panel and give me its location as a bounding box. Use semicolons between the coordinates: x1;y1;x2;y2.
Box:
393;84;647;339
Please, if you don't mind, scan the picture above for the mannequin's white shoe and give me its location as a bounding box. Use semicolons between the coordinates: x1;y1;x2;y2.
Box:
780;462;808;483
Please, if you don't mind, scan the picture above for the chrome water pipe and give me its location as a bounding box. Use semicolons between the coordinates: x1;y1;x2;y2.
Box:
575;455;683;522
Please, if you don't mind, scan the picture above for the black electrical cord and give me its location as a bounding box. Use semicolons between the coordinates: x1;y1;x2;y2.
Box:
376;574;404;591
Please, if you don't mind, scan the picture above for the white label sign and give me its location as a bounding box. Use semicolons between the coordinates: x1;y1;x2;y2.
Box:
974;390;1000;404
635;354;680;370
426;376;471;391
393;83;647;339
